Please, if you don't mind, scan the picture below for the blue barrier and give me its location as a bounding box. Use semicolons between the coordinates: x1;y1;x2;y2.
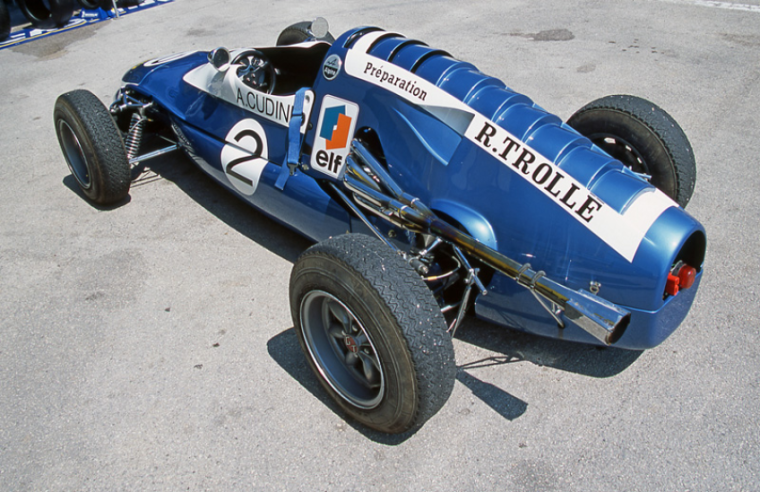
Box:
1;0;174;50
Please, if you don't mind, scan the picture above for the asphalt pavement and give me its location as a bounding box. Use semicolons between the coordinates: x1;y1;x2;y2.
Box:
1;0;758;490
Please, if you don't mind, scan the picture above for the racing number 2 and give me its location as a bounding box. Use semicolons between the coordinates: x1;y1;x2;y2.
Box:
226;129;263;187
220;119;270;195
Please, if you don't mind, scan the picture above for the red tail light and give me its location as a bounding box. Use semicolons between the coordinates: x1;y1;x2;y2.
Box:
665;263;698;297
678;265;697;289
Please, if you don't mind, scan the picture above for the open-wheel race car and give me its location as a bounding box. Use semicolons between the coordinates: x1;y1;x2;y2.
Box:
54;19;706;434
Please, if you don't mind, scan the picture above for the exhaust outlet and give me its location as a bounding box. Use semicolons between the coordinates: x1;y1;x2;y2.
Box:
564;290;630;345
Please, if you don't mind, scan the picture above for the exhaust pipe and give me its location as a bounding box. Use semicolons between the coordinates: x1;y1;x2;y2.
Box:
343;141;630;345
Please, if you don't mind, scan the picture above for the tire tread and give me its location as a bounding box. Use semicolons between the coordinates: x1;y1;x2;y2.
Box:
569;94;696;207
55;89;130;204
292;234;456;432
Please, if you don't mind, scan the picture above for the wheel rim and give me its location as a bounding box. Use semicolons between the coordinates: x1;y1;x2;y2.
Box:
58;119;92;189
587;133;651;177
299;290;385;409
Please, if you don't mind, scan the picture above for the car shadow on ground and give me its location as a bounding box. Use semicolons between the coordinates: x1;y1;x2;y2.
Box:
267;327;424;445
455;371;529;422
268;316;642;444
132;151;313;264
62;174;133;209
451;317;642;426
454;316;642;379
63;151;310;262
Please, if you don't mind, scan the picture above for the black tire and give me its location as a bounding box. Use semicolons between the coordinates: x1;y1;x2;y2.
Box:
17;0;75;28
0;0;10;42
276;20;335;46
567;95;696;208
54;89;131;205
290;234;456;434
76;0;109;9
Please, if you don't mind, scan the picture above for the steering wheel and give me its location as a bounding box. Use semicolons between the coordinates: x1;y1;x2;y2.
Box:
231;49;277;94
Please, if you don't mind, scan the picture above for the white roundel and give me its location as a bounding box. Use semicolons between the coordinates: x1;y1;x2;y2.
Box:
220;119;269;195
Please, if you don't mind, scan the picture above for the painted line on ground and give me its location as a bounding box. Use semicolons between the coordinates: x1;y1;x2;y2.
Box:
656;0;760;12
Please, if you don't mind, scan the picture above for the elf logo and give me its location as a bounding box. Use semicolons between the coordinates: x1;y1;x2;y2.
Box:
320;105;352;150
311;95;359;178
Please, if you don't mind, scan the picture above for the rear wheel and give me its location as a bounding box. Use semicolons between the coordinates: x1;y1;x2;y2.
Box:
17;0;75;28
276;20;335;46
290;234;456;434
54;89;131;205
567;95;696;208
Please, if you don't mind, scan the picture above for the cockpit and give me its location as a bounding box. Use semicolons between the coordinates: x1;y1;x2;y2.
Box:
208;41;331;96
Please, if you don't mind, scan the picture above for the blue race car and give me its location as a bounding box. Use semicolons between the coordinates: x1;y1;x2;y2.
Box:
54;19;705;433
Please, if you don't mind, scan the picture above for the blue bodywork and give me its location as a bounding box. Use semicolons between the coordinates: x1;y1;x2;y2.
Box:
118;27;705;350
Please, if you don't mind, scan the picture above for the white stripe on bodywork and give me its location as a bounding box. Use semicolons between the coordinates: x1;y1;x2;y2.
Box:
145;51;199;67
344;48;676;262
349;30;404;53
183;60;313;131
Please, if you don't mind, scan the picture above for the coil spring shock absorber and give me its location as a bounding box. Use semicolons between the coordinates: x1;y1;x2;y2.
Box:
124;113;145;161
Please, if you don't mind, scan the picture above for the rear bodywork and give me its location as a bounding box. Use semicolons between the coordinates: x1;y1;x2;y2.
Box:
116;27;705;350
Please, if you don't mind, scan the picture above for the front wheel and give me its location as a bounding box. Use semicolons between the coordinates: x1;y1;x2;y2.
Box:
567;95;696;208
290;234;456;434
54;89;131;205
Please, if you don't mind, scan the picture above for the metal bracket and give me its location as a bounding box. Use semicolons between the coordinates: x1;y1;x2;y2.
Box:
128;144;180;166
514;263;565;328
447;245;488;337
328;183;402;254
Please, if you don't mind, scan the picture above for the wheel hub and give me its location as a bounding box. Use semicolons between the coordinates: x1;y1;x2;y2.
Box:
344;336;359;353
299;290;385;409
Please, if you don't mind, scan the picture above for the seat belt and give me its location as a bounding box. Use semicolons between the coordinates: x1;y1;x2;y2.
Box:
275;88;309;190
